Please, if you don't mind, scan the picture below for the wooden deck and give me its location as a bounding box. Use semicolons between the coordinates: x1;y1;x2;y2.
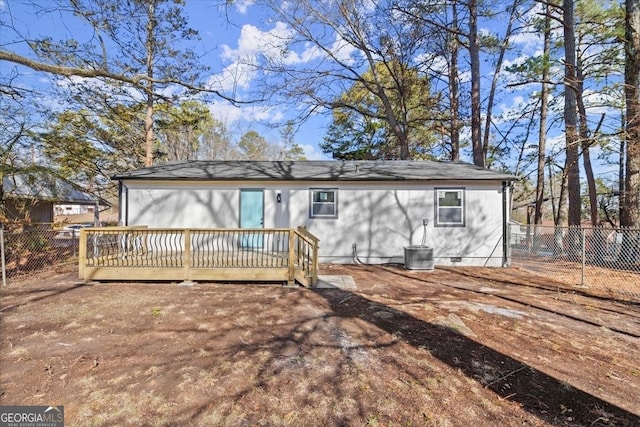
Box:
79;227;319;287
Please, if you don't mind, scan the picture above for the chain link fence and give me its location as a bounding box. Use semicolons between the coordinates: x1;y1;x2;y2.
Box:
1;223;82;286
2;222;639;302
509;223;640;302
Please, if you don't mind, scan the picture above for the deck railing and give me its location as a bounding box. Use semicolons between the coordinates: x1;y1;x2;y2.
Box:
79;226;319;287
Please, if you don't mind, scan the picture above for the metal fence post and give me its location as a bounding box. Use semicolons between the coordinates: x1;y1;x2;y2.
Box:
1;227;6;287
506;222;512;266
581;227;586;286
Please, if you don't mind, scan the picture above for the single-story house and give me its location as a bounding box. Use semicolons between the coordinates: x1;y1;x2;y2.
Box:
112;160;516;267
2;171;100;223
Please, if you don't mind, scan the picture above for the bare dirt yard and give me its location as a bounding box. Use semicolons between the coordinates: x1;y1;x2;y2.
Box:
1;264;639;426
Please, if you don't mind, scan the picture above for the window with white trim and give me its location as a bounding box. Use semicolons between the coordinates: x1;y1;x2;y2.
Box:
435;188;465;226
310;188;338;218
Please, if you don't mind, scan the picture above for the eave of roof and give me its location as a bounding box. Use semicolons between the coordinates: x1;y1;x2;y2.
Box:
112;160;517;182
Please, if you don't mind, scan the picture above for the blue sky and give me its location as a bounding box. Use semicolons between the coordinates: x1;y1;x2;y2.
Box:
183;0;547;163
1;0;626;181
2;0;332;159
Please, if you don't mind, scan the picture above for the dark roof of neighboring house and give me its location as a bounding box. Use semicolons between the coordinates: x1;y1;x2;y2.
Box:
112;160;517;182
3;172;100;205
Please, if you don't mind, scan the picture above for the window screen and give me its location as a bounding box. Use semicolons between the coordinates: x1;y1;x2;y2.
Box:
435;188;465;226
310;189;338;218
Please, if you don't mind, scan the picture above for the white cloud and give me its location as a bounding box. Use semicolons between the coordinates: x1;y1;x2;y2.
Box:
282;42;322;65
206;18;360;151
52;75;149;107
207;60;257;93
493;95;535;124
219;21;359;79
581;90;624;117
458;70;471;84
208;102;244;124
208;102;284;127
300;143;330;160
211;20;359;100
234;0;255;15
415;53;447;75
509;31;543;54
211;22;295;92
502;53;531;71
546;134;566;153
221;22;293;63
329;34;359;64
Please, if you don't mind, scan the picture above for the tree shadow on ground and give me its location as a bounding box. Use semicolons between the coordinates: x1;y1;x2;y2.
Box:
314;287;640;426
0;282;89;313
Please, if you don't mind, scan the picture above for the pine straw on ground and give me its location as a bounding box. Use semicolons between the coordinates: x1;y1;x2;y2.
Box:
1;264;639;426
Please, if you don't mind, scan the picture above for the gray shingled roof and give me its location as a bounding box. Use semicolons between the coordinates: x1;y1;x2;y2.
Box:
112;160;516;182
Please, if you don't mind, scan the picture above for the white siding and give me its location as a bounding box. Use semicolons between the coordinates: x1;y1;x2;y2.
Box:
122;179;507;267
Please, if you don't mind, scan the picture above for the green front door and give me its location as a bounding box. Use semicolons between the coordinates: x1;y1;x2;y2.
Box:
240;189;264;248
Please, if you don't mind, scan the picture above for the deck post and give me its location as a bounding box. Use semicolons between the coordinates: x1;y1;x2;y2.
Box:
296;226;319;286
287;229;296;286
183;229;191;281
311;240;319;285
79;229;87;280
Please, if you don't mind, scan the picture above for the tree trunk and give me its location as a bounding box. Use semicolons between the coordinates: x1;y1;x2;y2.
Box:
448;1;460;162
563;0;581;259
469;0;483;167
621;0;640;263
534;7;551;251
555;162;569;255
622;0;640;229
619;123;626;223
535;6;551;226
363;52;410;160
144;1;157;167
549;160;557;223
563;0;580;226
576;63;600;226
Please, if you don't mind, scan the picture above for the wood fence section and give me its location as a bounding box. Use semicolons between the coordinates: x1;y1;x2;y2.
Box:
79;226;319;287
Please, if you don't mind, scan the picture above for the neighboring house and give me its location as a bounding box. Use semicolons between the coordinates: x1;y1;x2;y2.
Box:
55;204;94;216
113;160;516;267
2;171;99;223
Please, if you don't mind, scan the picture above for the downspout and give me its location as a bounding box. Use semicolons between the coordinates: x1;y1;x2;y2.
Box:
118;180;129;226
118;180;123;225
502;181;511;267
124;184;129;226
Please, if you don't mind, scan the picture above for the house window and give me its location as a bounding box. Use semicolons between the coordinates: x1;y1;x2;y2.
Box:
310;188;338;218
435;188;465;227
